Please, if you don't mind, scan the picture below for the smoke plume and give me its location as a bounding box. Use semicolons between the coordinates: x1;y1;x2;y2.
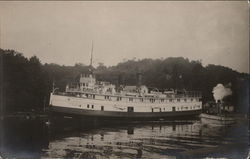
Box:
212;83;232;102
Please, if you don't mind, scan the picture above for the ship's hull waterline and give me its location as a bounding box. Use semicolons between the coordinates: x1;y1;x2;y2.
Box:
50;106;201;120
200;113;236;126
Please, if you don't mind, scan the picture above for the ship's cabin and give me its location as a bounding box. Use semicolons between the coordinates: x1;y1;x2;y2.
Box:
64;73;202;102
66;73;116;94
79;74;96;90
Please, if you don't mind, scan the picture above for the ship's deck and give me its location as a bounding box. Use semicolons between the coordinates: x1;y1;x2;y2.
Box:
56;89;202;100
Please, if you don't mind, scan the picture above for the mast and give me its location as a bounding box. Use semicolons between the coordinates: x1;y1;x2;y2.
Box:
89;41;94;74
90;40;93;67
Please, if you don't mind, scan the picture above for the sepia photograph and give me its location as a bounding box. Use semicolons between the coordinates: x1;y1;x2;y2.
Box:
0;1;249;159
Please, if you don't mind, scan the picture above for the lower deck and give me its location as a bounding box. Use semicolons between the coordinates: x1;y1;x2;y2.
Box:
50;105;202;120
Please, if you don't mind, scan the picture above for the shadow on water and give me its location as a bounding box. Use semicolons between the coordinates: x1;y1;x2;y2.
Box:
0;118;49;159
0;117;249;159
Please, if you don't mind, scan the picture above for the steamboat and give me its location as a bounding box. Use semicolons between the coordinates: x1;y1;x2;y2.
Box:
49;72;202;120
49;48;202;120
201;100;236;126
50;74;202;119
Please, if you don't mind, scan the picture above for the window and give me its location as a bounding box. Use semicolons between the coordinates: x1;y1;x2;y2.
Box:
172;107;176;112
101;106;104;111
92;105;94;109
161;99;164;102
117;97;122;101
105;96;110;100
184;99;187;102
150;99;155;103
140;98;144;102
152;108;154;112
93;95;95;99
127;107;134;112
87;104;89;108
129;98;133;102
177;99;180;102
160;108;162;112
169;99;173;102
191;98;193;102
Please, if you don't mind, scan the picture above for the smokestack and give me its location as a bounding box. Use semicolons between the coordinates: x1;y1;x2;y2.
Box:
137;72;142;87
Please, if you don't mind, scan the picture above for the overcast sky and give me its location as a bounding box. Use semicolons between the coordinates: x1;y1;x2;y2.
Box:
0;1;249;73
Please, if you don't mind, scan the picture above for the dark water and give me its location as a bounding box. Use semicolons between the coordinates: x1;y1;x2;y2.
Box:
0;117;249;159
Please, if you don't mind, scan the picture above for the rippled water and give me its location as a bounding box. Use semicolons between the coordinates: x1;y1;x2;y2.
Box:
0;118;249;159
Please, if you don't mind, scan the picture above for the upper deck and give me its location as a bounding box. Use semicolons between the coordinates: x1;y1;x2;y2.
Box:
59;87;201;101
59;72;202;102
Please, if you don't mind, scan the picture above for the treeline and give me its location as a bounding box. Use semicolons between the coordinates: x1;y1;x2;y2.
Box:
0;49;249;113
1;49;49;112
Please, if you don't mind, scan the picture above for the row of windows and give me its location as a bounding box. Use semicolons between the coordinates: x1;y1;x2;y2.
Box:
79;93;199;103
120;105;199;113
151;105;201;112
122;98;197;103
151;108;166;112
80;104;105;111
117;97;122;101
86;104;94;109
104;96;110;100
79;103;200;112
85;94;96;99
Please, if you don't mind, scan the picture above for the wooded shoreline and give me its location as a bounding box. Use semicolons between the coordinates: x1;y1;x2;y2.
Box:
0;49;249;114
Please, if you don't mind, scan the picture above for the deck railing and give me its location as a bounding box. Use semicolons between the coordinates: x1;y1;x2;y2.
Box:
58;87;202;98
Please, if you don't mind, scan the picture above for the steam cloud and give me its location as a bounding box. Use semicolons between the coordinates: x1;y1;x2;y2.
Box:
212;83;232;102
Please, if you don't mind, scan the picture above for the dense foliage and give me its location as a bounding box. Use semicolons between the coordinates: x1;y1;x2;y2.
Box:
0;49;249;113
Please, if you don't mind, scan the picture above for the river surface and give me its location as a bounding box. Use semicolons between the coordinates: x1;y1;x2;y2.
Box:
0;117;249;159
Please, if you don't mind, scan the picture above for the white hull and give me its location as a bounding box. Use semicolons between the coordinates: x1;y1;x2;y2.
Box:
49;93;202;119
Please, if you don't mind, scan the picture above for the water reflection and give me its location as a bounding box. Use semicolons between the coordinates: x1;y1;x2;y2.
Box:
0;118;248;159
45;119;248;159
